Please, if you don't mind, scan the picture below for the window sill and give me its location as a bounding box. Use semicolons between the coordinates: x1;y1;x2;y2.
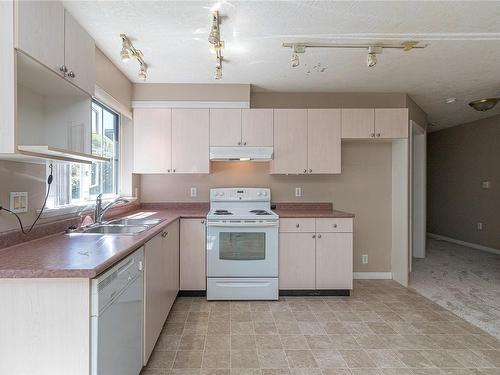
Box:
39;197;138;219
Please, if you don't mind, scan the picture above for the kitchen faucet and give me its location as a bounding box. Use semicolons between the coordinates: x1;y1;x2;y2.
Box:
94;194;129;224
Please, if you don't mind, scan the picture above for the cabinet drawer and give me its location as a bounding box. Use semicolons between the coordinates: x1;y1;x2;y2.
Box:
279;218;315;233
316;218;353;233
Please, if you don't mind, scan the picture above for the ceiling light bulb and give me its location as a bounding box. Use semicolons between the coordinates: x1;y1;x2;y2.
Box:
291;52;300;68
138;67;147;81
120;47;130;62
367;52;377;67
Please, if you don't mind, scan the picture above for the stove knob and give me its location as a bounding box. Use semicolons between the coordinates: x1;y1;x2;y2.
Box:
214;192;219;196
257;192;262;196
262;191;268;196
220;192;224;196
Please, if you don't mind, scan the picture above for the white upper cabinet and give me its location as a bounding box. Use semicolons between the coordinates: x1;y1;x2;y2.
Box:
15;1;65;74
172;109;210;173
209;109;242;146
272;109;341;174
374;108;408;139
241;109;273;147
63;10;95;96
342;108;408;139
133;108;172;174
15;1;95;95
307;109;341;174
341;109;375;139
271;109;308;174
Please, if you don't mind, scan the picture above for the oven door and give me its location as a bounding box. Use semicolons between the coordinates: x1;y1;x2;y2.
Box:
207;221;278;277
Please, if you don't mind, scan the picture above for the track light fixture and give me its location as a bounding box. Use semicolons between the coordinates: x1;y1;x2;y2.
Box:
283;41;427;69
208;11;224;79
120;34;148;81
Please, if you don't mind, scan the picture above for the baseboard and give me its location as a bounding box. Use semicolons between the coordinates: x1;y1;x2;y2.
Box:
427;233;500;256
353;272;392;280
280;289;350;297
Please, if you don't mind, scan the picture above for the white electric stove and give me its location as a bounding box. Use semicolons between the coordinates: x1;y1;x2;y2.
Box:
206;188;279;300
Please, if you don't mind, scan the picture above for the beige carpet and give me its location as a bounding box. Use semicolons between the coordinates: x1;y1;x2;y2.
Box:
411;238;500;339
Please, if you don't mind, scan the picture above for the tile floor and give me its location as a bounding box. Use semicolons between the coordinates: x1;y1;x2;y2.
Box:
142;280;500;375
412;238;500;339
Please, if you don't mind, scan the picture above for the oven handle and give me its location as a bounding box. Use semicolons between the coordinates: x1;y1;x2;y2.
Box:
207;222;279;228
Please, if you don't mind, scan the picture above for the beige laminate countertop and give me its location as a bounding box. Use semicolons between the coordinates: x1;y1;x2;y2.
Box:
0;209;207;279
274;208;355;218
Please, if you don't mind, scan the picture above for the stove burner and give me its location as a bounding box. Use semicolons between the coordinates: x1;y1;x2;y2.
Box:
250;209;271;215
213;210;233;215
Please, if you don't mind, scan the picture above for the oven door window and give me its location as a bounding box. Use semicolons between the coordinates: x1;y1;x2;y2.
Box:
219;232;266;260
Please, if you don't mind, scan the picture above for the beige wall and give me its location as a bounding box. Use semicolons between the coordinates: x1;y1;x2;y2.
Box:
95;48;133;110
405;94;428;130
133;83;250;102
251;92;406;108
427;114;500;250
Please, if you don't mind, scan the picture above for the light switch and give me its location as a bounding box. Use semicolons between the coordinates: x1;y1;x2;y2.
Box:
482;181;491;189
190;187;197;197
10;192;28;213
295;187;302;197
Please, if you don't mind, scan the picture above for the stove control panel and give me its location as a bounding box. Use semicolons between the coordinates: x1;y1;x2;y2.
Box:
210;188;271;202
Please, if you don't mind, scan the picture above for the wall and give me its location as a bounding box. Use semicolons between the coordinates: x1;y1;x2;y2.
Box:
427;114;500;250
405;94;428;130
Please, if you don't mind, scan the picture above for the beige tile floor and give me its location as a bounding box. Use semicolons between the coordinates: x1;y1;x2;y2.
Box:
141;280;500;375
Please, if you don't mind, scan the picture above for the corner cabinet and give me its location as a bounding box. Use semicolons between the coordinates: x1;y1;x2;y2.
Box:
271;109;341;174
342;108;408;139
144;220;179;364
15;1;95;96
279;217;353;291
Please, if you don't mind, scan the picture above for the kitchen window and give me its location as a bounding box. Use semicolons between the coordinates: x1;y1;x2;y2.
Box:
47;101;120;209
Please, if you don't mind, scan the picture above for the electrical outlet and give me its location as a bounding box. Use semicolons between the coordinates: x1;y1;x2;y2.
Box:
477;222;483;231
190;187;197;198
10;192;28;213
295;187;302;197
482;181;491;189
362;254;368;264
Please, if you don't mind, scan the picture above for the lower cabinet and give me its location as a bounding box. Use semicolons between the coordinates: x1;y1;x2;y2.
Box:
180;218;206;291
279;218;353;290
144;220;179;364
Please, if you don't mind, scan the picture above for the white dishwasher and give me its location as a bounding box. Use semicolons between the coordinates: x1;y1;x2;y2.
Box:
91;247;144;375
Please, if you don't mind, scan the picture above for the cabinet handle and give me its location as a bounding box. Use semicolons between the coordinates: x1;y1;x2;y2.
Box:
303;169;307;173
59;65;67;74
312;234;316;238
167;169;171;173
317;234;322;238
376;133;381;137
296;223;300;228
333;224;338;228
161;231;168;238
173;169;176;172
370;133;375;138
238;141;241;145
243;142;247;146
67;71;76;78
309;169;312;173
201;220;205;224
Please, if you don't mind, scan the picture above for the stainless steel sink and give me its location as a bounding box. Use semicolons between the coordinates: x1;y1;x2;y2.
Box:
108;218;162;226
78;224;149;235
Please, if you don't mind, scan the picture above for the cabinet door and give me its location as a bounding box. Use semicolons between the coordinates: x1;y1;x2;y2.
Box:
271;109;307;174
241;109;273;147
180;219;206;290
210;109;241;146
279;233;315;289
15;1;65;74
133;108;172;173
64;10;95;95
307;109;341;174
341;109;375;139
165;220;180;313
172;109;210;173
144;232;168;363
315;233;353;289
374;108;408;138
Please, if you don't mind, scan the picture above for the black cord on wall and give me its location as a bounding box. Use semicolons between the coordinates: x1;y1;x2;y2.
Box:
0;163;54;235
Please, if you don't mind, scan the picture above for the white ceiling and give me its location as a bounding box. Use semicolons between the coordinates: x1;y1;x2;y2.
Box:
63;1;500;130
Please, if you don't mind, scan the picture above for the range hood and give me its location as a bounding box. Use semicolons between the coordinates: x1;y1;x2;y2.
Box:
210;146;273;161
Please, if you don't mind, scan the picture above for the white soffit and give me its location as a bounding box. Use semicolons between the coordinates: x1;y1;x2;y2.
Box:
63;1;500;130
131;100;249;108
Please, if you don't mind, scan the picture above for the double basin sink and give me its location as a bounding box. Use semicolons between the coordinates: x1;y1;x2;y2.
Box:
73;218;162;235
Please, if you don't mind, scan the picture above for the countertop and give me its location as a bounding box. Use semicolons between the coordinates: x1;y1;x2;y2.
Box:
0;208;207;279
0;203;353;279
